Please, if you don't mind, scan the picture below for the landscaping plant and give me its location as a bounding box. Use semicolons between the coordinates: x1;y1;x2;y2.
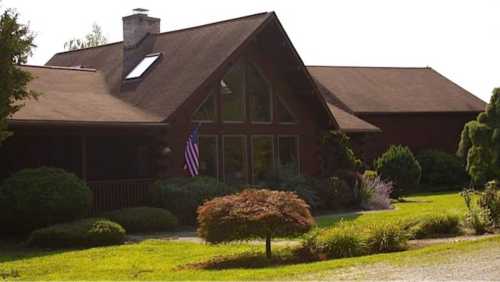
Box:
416;150;468;188
364;222;408;253
409;214;461;239
457;88;500;186
462;189;493;234
0;167;91;235
28;218;126;248
101;207;178;233
197;189;314;259
312;224;364;259
360;174;393;210
478;181;500;226
374;145;421;198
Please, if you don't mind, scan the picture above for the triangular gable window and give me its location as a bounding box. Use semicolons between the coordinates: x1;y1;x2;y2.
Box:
277;98;297;123
193;88;217;122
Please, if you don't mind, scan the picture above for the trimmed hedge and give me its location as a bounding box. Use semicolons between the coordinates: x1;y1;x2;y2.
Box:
27;218;126;248
101;207;178;233
157;177;239;225
374;145;421;198
416;150;468;188
0;167;91;235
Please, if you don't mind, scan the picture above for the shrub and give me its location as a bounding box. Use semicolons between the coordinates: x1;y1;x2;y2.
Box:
320;131;363;176
416;150;468;187
478;181;500;226
410;214;461;239
197;189;314;259
360;175;393;210
157;176;238;225
364;222;408;253
374;145;421;198
101;207;177;233
363;170;378;181
266;175;319;210
314;224;364;259
27;218;125;248
0;167;91;235
462;189;493;234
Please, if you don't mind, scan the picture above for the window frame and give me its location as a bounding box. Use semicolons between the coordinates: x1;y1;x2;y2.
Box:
250;134;275;183
125;52;161;80
222;135;248;184
221;62;247;124
276;96;298;125
198;134;219;179
277;135;301;176
247;63;273;125
192;91;218;124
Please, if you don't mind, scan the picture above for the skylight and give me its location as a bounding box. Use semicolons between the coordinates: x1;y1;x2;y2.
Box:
125;53;160;79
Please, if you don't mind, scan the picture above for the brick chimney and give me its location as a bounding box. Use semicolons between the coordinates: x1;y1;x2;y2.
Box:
122;8;160;49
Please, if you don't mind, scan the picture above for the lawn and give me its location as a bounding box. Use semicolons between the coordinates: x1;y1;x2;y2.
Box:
1;191;492;281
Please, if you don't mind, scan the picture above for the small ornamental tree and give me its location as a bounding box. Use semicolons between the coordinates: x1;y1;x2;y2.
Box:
197;189;315;258
457;88;500;186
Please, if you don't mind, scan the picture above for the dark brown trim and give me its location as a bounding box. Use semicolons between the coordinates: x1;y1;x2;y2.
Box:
355;111;483;116
8;119;169;128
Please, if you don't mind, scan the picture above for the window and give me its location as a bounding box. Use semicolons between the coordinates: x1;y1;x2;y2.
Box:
277;98;297;124
278;136;299;176
252;136;274;184
221;61;245;122
125;53;160;79
223;136;247;184
193;88;217;122
247;64;272;122
198;136;218;178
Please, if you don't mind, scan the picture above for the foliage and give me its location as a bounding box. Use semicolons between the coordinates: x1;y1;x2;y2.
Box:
101;207;178;233
0;167;91;235
320;131;363;176
197;189;314;258
360;175;393;210
364;222;408;253
416;150;468;187
374;145;421;198
461;189;493;234
311;224;364;259
457;88;500;186
0;7;37;144
362;170;378;181
157;176;238;225
409;214;461;239
27;218;125;248
314;175;360;210
265;174;320;210
64;23;107;51
478;181;500;226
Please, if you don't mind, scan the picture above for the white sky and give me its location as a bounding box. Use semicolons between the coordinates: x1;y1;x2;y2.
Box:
4;0;499;102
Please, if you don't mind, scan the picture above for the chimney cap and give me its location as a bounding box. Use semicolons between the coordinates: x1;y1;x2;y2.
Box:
132;8;149;15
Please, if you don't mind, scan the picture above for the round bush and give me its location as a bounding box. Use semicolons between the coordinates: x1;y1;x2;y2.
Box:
197;189;314;258
157;176;238;225
101;207;178;233
0;167;91;235
374;145;421;198
27;218;126;248
416;150;468;187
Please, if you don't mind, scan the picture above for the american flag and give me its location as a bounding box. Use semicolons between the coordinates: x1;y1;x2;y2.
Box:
184;126;199;176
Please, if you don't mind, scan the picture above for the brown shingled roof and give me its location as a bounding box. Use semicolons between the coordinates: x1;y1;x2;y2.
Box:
327;104;380;133
47;12;273;121
308;66;487;114
12;65;162;123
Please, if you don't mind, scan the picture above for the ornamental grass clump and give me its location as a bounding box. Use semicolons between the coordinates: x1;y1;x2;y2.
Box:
197;189;314;259
360;174;393;210
314;224;364;259
364;222;408;253
409;213;461;239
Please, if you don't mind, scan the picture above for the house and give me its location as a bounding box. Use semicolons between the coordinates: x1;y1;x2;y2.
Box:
0;11;485;210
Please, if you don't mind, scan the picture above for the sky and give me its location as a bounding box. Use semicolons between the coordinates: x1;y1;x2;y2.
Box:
3;0;499;102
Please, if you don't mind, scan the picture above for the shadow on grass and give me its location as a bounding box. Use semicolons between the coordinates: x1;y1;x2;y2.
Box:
183;250;310;270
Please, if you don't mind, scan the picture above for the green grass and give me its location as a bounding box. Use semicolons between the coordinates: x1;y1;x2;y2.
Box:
1;191;491;281
316;192;466;229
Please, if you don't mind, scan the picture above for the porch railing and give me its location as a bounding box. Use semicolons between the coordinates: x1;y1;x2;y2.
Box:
87;178;155;214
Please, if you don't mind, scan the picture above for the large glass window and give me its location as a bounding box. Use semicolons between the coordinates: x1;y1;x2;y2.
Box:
278;136;299;177
193;89;217;122
247;64;272;122
221;62;245;122
277;98;297;124
223;136;247;184
252;136;274;184
198;136;218;178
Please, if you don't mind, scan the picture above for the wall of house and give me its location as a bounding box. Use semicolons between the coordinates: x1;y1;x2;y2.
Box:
349;112;479;163
163;42;329;182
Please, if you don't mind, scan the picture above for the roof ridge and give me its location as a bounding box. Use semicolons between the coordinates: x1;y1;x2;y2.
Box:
52;12;271;56
307;65;430;69
21;64;97;72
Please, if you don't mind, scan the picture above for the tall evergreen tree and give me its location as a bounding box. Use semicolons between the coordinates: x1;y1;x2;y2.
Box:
0;7;36;144
458;88;500;186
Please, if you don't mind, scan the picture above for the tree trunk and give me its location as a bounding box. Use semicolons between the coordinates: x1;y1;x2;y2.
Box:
265;234;272;259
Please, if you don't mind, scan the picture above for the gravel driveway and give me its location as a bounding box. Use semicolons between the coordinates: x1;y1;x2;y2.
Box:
305;240;500;281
